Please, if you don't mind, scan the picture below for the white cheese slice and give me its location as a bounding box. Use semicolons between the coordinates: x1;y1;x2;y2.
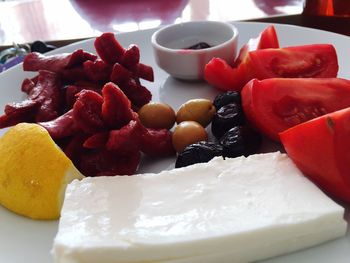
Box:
52;152;347;263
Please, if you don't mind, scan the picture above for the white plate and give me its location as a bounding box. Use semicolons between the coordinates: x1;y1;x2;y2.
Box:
0;22;349;263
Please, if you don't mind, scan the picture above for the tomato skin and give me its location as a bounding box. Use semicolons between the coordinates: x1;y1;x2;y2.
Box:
204;58;247;92
256;25;279;49
329;108;350;188
204;25;279;91
247;44;338;79
233;25;280;67
241;78;350;141
280;108;350;202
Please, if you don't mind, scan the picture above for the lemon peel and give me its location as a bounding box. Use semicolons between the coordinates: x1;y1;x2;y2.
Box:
0;123;84;220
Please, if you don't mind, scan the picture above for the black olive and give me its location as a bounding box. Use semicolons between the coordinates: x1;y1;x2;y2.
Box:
213;91;241;110
219;126;262;158
211;102;245;139
175;141;223;168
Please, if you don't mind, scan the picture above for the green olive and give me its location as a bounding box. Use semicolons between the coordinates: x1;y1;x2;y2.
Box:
172;121;208;152
138;102;176;130
176;99;216;127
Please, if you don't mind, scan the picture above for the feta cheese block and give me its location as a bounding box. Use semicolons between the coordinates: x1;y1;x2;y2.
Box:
52;152;347;263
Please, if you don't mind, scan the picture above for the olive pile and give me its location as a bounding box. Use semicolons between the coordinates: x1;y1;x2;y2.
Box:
176;91;262;168
137;92;262;169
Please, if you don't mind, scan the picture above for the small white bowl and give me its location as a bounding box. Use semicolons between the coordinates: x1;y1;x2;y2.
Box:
151;21;238;80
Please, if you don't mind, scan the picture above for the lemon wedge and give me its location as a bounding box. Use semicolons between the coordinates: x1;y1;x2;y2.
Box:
0;123;84;220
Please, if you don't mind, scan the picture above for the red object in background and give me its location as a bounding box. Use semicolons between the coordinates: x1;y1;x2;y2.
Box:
70;0;189;32
303;0;350;16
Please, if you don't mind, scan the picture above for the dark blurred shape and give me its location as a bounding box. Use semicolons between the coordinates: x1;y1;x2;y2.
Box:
70;0;189;32
31;41;56;53
253;0;304;15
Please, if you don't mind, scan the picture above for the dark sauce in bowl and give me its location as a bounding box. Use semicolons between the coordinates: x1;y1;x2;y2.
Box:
186;42;211;50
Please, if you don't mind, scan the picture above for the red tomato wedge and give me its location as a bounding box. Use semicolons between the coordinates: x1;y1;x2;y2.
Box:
204;25;279;91
256;25;279;49
205;42;338;92
241;78;350;141
233;25;280;66
246;44;338;79
280;107;350;202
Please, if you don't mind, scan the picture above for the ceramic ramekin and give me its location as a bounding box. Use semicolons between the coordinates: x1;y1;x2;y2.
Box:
151;21;238;80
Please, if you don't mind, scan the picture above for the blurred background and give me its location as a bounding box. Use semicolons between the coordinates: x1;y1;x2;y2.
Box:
0;0;305;46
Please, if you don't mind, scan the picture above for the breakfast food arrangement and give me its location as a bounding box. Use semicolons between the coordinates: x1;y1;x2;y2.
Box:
0;21;349;262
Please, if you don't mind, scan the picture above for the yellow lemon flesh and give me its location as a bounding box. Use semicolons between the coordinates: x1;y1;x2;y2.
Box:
0;123;84;220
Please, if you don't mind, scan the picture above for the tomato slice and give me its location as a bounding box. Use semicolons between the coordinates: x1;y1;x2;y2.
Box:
256;25;279;49
241;78;350;141
204;25;279;91
233;25;279;67
204;58;247;92
280;108;350;202
247;44;338;79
